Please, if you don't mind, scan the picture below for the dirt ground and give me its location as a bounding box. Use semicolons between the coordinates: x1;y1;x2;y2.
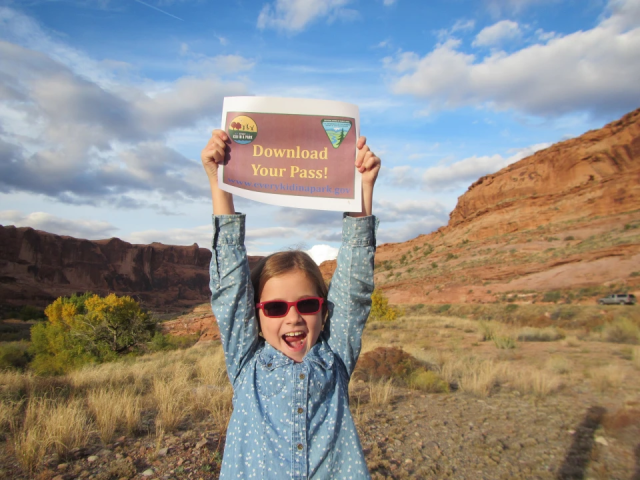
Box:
1;313;639;479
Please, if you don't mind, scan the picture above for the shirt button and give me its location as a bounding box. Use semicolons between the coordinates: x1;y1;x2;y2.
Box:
297;407;304;414
299;374;305;380
297;443;303;450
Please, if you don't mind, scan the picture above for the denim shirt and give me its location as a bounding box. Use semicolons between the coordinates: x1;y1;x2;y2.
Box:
209;213;377;480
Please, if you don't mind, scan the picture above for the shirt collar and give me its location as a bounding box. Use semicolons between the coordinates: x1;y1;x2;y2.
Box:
258;339;334;370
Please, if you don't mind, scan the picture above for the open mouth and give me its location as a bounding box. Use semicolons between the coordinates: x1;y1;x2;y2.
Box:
282;331;307;351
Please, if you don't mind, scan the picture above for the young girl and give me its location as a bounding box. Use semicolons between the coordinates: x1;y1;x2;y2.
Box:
201;129;380;479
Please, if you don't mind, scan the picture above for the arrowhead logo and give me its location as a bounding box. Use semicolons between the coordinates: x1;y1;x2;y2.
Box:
322;119;352;149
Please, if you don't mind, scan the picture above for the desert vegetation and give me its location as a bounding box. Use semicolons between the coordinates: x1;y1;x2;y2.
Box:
0;298;638;478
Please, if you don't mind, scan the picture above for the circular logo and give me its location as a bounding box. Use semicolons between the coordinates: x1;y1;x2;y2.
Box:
228;115;258;144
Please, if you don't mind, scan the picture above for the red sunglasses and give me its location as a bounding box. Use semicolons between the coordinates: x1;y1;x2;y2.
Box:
256;297;324;318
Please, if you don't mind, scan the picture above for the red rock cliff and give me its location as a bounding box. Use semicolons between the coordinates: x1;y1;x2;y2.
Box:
0;226;211;310
443;108;640;241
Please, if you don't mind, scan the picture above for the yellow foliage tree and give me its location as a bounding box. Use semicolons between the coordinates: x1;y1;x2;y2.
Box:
369;289;398;322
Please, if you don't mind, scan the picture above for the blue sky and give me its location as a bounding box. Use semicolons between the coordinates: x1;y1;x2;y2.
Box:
1;0;639;263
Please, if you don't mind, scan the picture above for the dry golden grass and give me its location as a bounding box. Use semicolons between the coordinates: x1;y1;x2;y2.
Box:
44;399;92;458
0;400;22;437
153;367;191;432
501;365;562;397
632;346;640;369
87;387;142;443
457;360;498;398
546;356;571;375
368;378;394;405
590;365;626;393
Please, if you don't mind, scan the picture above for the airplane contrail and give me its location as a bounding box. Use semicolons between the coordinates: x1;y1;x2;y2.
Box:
133;0;184;21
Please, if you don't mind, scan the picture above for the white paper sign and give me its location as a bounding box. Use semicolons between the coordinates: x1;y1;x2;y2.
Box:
219;96;361;212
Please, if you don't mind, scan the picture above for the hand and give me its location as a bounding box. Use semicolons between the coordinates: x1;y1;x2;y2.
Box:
350;136;381;217
201;129;234;215
201;129;229;182
355;136;381;189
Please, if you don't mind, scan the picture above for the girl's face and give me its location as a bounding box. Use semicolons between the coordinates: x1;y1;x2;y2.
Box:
257;269;324;363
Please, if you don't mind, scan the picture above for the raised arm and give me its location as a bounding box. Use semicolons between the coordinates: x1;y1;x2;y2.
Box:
201;129;235;215
325;137;380;376
202;131;258;384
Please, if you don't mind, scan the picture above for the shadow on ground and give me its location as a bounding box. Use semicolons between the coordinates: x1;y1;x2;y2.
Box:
557;406;606;480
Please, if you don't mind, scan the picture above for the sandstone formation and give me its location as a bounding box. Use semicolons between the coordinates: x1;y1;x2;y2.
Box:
322;108;640;305
443;108;640;242
0;226;262;312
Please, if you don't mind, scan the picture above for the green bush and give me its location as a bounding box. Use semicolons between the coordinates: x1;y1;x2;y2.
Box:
409;370;449;393
437;304;451;314
478;321;496;341
493;335;516;349
603;319;640;344
30;293;157;375
517;327;565;342
543;291;562;303
0;342;31;370
505;304;519;313
18;305;45;321
149;332;199;352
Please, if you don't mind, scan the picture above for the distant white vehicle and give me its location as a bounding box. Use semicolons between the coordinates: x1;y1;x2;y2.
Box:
598;293;637;305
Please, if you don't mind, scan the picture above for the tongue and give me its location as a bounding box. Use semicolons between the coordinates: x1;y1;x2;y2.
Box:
284;333;307;347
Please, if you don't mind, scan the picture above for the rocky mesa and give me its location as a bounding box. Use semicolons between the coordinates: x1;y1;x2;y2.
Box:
0;226;262;312
323;107;640;305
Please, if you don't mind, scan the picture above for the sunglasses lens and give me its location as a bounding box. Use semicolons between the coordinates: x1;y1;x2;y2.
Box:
263;301;288;317
297;298;320;314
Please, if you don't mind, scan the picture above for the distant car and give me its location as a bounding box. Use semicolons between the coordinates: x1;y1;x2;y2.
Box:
598;294;637;305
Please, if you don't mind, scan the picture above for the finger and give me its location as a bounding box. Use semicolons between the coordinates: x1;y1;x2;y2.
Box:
357;136;367;150
360;152;380;173
212;129;229;142
355;145;370;168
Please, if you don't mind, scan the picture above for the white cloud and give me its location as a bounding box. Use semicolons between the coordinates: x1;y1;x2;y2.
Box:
127;224;211;247
0;8;247;207
180;44;254;74
384;142;550;191
373;198;449;223
0;210;118;239
422;143;550;191
377;218;445;244
472;20;521;47
436;19;476;42
485;0;558;16
387;0;640;118
384;165;422;188
257;0;353;33
306;244;339;264
383;0;397;6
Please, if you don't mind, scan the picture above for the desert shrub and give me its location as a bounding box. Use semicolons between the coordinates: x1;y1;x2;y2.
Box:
590;365;625;392
354;347;421;382
0;342;31;370
603;318;640;344
517;327;565;342
18;306;45;321
543;291;562;303
493;335;516;349
478;321;496;341
505;304;519;313
408;370;449;393
564;236;575;241
546;356;571;374
369;290;398;322
631;271;640;277
437;304;451;314
30;293;157;374
149;332;199;352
